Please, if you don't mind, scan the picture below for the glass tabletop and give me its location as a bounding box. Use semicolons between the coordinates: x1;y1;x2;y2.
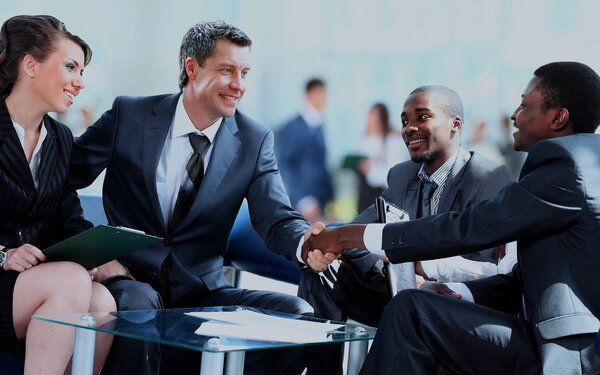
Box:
32;305;376;353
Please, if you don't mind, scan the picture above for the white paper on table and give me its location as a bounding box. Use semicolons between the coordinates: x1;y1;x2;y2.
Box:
194;321;333;344
185;310;344;343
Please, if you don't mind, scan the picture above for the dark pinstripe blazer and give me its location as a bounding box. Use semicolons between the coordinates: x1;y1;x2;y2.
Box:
0;100;91;250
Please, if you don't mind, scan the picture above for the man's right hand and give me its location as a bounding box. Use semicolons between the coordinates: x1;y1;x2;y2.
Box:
88;259;135;283
419;282;462;299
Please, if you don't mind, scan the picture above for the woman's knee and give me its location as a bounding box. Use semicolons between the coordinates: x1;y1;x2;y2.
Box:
17;261;91;300
46;262;93;308
90;282;117;312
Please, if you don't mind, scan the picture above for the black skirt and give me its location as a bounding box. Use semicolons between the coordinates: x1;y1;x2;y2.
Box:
0;270;22;353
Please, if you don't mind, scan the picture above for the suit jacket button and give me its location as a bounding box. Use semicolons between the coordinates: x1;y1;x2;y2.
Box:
170;280;180;287
163;238;171;246
392;240;398;246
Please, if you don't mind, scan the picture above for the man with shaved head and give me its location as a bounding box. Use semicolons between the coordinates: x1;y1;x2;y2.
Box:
300;85;512;331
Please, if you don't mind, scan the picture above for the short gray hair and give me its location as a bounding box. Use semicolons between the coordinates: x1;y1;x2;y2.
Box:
178;20;252;89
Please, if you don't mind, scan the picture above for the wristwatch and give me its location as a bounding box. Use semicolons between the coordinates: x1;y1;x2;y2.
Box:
0;247;7;269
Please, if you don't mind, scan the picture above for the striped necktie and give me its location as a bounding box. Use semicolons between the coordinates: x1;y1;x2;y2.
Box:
169;133;210;229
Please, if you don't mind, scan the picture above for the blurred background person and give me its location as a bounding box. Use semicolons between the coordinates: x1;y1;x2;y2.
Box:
498;113;527;180
356;102;408;212
0;14;114;374
465;118;505;165
277;78;334;223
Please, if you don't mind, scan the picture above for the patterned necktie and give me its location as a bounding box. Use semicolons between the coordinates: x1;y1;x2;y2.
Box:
169;133;210;229
420;180;438;218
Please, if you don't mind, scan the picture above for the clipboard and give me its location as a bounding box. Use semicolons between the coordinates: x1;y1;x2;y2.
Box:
43;225;163;269
375;197;410;297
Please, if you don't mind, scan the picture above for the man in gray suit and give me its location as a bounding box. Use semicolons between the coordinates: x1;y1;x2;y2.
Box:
300;86;512;375
303;61;600;374
302;86;512;328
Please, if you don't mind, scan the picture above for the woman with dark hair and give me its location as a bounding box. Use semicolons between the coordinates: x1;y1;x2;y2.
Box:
0;15;114;374
357;102;408;212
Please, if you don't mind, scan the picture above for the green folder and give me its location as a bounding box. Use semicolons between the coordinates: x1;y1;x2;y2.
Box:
43;225;163;269
340;154;365;172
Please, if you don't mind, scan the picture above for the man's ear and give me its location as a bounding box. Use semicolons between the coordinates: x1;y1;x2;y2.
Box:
185;57;198;81
22;54;38;78
551;108;570;132
451;116;463;132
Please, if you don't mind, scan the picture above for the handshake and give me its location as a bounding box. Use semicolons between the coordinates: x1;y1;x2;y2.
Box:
301;223;367;272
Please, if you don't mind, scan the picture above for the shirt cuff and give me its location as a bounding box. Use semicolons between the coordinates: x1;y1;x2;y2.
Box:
445;282;474;303
296;235;305;264
364;223;386;256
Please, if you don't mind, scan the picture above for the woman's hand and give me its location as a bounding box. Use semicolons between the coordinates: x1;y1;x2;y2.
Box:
2;244;46;272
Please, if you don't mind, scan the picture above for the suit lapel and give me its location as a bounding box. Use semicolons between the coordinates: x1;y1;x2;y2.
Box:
437;147;471;213
0;101;36;196
36;116;58;200
177;115;241;230
143;94;180;231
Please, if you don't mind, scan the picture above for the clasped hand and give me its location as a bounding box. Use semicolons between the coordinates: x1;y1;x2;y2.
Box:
302;227;346;266
302;223;341;273
302;224;367;272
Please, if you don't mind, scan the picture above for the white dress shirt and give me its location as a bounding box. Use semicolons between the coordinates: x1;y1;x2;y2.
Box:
362;223;476;302
12;118;48;190
300;100;324;129
156;94;221;225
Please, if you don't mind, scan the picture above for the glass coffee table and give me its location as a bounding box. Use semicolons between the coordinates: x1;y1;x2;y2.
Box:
33;305;376;375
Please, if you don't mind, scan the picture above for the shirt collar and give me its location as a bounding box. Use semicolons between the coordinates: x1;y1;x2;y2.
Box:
417;147;461;186
300;99;324;128
172;93;221;143
11;117;48;150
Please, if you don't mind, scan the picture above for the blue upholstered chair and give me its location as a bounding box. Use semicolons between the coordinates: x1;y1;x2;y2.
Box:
227;202;301;285
79;195;108;226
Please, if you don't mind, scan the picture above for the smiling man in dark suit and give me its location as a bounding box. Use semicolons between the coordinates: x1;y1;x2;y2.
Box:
301;86;512;326
70;21;322;375
303;61;600;374
300;85;512;375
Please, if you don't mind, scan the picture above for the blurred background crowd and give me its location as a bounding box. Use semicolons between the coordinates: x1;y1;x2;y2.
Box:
4;0;600;221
